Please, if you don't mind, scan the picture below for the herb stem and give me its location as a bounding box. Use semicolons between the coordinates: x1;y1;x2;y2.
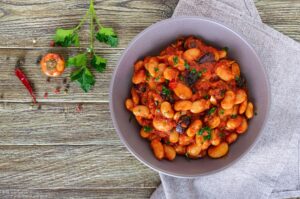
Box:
94;15;103;29
89;0;95;50
73;9;90;31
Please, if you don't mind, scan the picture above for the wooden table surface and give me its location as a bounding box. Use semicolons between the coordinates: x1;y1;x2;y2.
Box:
0;0;299;198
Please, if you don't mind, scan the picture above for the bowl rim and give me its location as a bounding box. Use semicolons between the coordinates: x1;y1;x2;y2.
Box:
109;16;271;178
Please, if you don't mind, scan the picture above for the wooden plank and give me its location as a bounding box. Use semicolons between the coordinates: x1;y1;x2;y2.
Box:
0;102;119;145
255;0;300;42
0;0;178;48
0;0;298;49
0;102;160;188
0;48;118;103
0;145;160;188
0;188;154;199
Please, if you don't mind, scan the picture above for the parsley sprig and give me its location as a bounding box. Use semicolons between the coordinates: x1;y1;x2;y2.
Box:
53;0;118;92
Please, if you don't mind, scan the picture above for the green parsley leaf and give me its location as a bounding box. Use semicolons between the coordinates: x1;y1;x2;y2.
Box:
203;134;211;141
173;56;179;65
219;132;225;138
222;46;229;53
68;54;95;93
96;27;119;47
198;126;212;136
198;71;202;77
219;109;225;115
67;53;87;68
54;28;80;47
154;67;159;72
185;152;190;160
91;54;107;73
162;86;171;96
220;89;226;97
208;107;216;115
165;141;171;145
76;67;95;92
235;75;246;88
70;67;84;81
179;74;185;81
203;94;209;100
202;68;207;73
155;75;162;81
143;126;152;132
191;68;197;74
231;114;238;119
184;61;190;69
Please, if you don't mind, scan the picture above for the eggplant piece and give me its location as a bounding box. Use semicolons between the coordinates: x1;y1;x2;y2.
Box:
197;53;215;64
185;71;199;86
176;116;191;134
133;83;147;94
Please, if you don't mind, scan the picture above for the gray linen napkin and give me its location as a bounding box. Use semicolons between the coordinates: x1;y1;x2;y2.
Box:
151;0;300;198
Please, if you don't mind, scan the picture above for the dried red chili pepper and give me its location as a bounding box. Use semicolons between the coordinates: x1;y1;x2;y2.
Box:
15;59;37;104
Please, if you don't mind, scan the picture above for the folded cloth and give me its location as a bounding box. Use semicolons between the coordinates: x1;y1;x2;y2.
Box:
151;0;300;198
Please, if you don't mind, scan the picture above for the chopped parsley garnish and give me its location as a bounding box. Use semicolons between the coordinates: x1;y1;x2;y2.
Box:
231;114;238;119
235;75;246;88
154;67;159;72
146;71;151;77
179;74;185;81
202;68;207;73
155;75;162;81
220;89;226;97
198;126;212;141
198;71;203;77
184;61;190;69
173;56;179;65
198;126;212;136
207;107;217;115
143;126;152;132
219;132;225;138
191;68;197;74
165;140;171;145
203;94;209;100
222;46;229;53
203;134;211;141
162;86;171;96
219;109;225;115
185;152;190;160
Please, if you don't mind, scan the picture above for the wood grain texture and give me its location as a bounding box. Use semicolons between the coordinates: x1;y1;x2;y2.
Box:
0;102;116;145
255;0;300;42
0;0;298;49
0;145;160;188
0;0;178;48
0;0;299;198
0;189;154;199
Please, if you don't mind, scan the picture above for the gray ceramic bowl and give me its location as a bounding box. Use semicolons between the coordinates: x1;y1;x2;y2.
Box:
109;17;270;177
